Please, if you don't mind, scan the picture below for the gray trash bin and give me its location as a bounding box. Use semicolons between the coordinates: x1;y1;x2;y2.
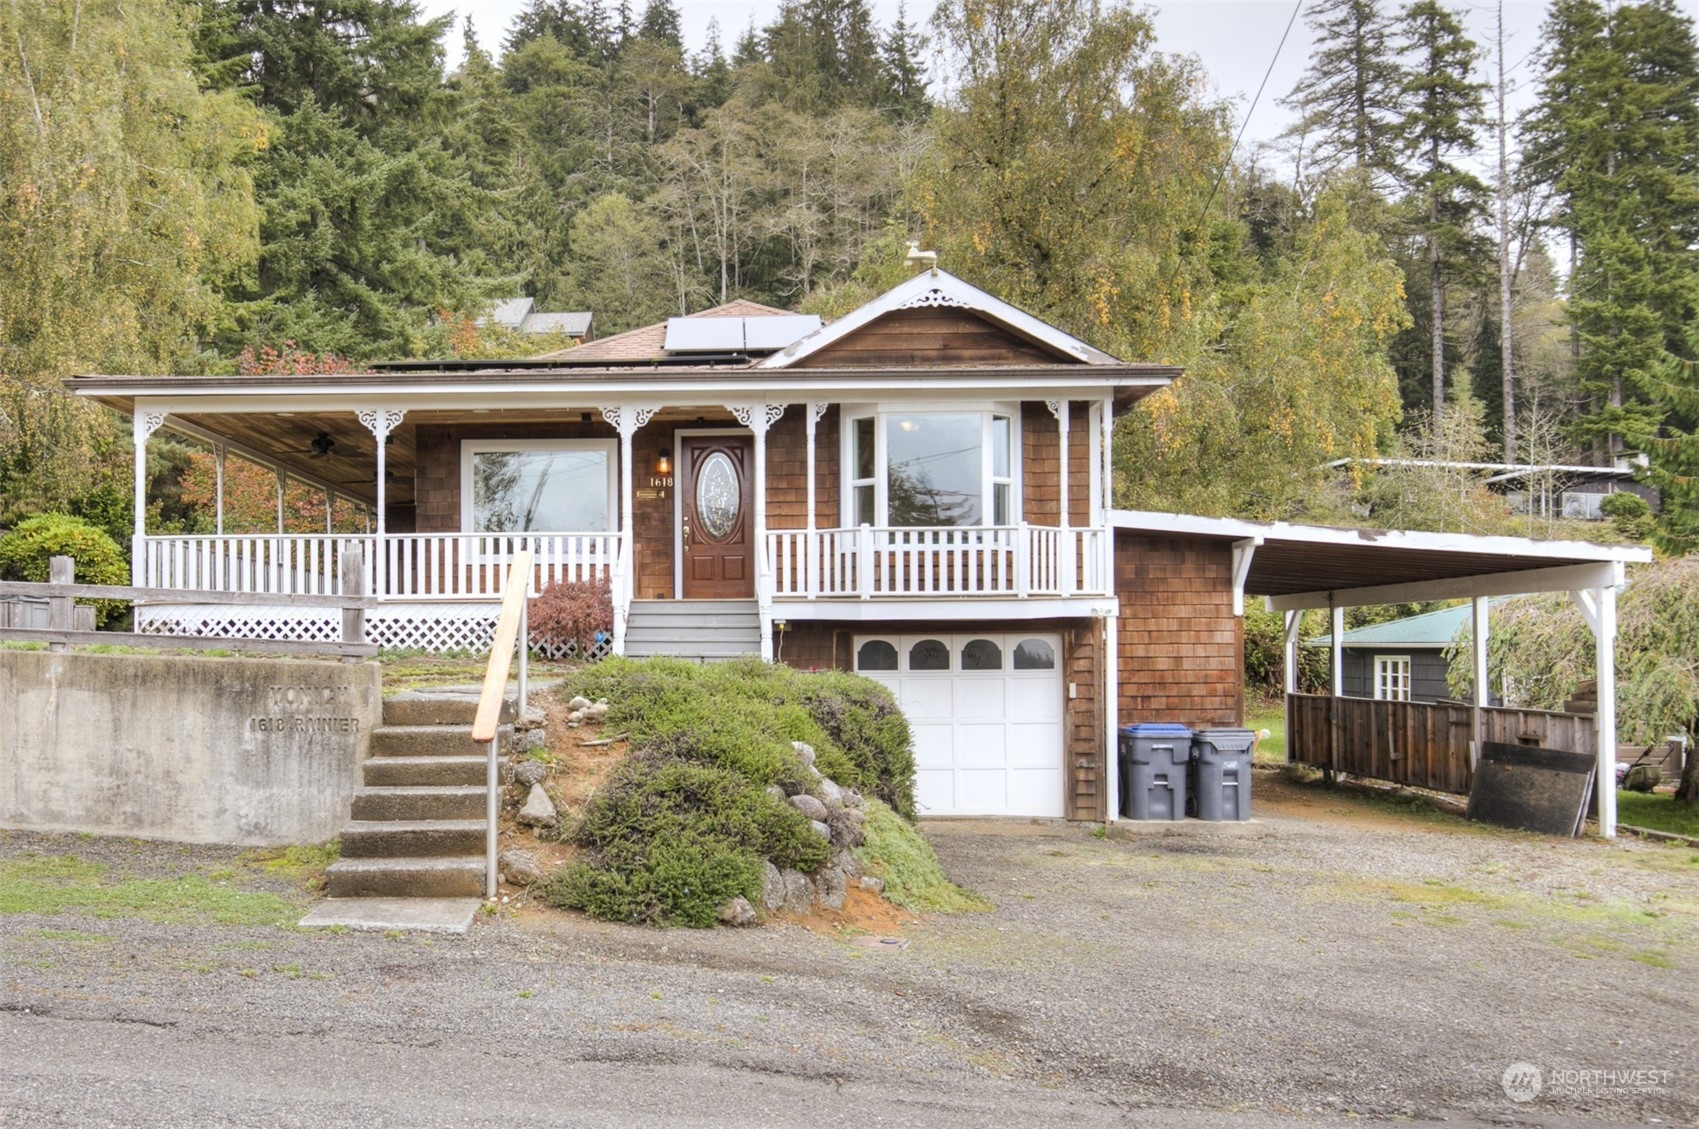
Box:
1119;724;1192;820
1190;728;1256;821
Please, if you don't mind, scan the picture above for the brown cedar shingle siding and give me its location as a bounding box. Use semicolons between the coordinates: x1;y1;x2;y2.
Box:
764;407;839;529
1115;533;1243;730
793;308;1063;368
1022;401;1095;526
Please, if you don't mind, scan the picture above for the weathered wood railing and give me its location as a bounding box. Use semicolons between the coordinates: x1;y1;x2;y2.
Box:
0;554;377;659
764;524;1109;599
1287;693;1599;795
471;549;532;900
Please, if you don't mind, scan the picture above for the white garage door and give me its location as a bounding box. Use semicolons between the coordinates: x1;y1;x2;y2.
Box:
855;633;1065;817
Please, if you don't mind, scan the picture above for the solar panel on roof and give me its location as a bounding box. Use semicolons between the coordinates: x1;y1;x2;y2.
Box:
743;314;821;350
664;318;745;352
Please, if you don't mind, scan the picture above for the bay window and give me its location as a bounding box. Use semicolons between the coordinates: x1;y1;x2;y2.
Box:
843;407;1017;528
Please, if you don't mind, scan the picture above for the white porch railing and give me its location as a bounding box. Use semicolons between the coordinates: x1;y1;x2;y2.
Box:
140;532;621;601
764;525;1109;599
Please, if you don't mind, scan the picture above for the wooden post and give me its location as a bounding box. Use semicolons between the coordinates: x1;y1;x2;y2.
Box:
48;555;74;653
340;548;365;661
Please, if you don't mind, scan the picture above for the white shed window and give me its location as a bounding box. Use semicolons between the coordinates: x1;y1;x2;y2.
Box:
462;440;616;532
1374;655;1412;702
843;407;1018;527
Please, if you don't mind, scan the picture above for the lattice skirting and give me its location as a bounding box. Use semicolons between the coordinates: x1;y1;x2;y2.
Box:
137;603;612;660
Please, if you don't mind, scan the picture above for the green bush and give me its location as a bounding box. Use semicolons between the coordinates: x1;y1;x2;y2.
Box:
1598;491;1654;542
551;657;920;926
0;513;130;626
853;799;989;913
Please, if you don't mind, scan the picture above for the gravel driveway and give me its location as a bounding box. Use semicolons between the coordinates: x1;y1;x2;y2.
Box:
2;770;1694;1128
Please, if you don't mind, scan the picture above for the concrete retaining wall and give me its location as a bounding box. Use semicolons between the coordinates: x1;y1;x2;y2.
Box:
0;650;381;846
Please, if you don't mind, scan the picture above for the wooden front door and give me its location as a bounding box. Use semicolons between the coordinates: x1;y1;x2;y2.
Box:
680;435;755;599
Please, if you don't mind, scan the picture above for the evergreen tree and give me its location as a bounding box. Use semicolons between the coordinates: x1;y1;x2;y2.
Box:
693;19;734;111
1394;0;1488;423
639;0;683;48
1523;0;1699;463
1280;0;1406;186
1642;311;1699;554
505;1;590;56
196;0;490;358
881;0;929;122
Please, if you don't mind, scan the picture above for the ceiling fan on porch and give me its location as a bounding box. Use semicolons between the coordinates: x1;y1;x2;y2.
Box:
308;432;340;458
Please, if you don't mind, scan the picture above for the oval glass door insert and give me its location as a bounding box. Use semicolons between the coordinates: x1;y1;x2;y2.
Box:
696;451;740;540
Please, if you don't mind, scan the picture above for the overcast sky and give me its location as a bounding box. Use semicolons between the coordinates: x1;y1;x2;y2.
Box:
420;0;1558;156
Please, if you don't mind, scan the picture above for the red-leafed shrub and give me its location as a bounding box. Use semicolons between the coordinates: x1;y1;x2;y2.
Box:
529;579;613;656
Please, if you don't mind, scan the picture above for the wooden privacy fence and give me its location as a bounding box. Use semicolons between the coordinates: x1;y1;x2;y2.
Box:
1288;693;1598;796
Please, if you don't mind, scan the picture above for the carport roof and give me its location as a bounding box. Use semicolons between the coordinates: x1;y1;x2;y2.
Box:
1111;509;1652;609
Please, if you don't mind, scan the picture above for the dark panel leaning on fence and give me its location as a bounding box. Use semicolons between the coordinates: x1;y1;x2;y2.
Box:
1286;693;1597;797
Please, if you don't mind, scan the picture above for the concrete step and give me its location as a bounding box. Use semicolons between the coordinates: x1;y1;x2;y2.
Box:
382;692;515;728
324;856;485;899
627;601;759;629
339;819;485;859
350;786;485;822
624;642;762;659
300;897;481;934
369;725;508;758
362;756;486;788
624;627;761;644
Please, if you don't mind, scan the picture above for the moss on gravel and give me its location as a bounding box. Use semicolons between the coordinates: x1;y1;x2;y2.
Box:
0;854;300;926
854;800;989;913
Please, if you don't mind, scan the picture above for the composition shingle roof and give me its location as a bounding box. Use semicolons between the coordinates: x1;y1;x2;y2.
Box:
534;299;791;363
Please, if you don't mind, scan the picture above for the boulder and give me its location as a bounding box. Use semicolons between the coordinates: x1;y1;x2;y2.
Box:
718;896;758;927
816;866;847;910
809;819;832;841
517;728;547;752
499;848;545;886
781;869;814;915
764;784;787;803
858;875;885;895
787;793;829;822
840;806;865;826
513;760;548;787
584;702;609;722
833;850;860;879
841;789;864;810
567;709;586;725
761;862;786;911
516;783;558;827
567;696;591;710
791;741;816;767
818;778;844;806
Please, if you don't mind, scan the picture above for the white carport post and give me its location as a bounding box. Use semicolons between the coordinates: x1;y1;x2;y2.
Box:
1471;596;1490;768
1282;608;1303;764
1571;567;1623;838
1330;604;1345;697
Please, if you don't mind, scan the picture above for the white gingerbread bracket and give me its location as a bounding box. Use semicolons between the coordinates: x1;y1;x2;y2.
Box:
356;408;406;442
812;401;830;422
895;288;967;310
135;410;167;443
599;406;658;438
1044;399;1063;422
727;404;787;434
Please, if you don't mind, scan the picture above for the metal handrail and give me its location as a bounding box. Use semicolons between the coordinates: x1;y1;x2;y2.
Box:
470;549;533;899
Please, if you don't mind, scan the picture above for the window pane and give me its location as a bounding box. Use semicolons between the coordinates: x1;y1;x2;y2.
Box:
992;415;1010;478
994;482;1010;526
856;639;898;671
887;413;982;527
472;450;608;532
961;638;1002;670
854;416;875;480
1013;638;1055;669
909;638;950;671
855;484;875;525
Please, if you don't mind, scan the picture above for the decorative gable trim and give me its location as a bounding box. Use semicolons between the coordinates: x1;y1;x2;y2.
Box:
758;268;1123;369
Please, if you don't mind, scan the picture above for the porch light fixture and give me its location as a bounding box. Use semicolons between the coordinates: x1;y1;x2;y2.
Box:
654;452;672;476
898;419;920;432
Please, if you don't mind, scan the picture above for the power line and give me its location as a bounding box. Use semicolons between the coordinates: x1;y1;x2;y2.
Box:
1193;0;1305;230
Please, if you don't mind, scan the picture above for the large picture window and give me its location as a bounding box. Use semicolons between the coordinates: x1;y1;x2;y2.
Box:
843;407;1017;528
462;440;616;532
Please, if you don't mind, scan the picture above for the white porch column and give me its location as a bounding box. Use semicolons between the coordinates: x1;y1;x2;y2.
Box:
357;409;406;596
1101;396;1115;594
1048;399;1072;594
1471;596;1490;768
600;406;657;657
213;444;226;536
728;404;787;661
806;402;826;599
1330;604;1345;697
325;488;334;534
132;408;165;585
276;467;286;535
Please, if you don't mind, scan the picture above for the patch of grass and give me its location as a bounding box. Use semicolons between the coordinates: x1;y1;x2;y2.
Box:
0;854;300;926
22;928;115;944
241;841;340;891
853;799;989;913
1616;792;1699;839
1629;950;1675;968
1244;699;1286;763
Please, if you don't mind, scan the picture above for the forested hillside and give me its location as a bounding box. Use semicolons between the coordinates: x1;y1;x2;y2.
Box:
1;0;1694;549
